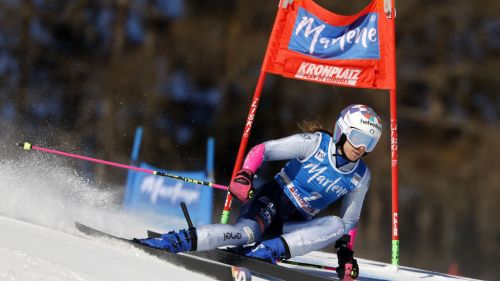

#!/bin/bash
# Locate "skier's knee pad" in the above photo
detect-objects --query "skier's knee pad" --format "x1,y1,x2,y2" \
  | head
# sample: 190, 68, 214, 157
235, 219, 262, 244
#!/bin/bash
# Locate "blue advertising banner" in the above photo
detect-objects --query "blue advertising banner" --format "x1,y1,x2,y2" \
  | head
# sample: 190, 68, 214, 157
123, 162, 213, 226
289, 9, 380, 59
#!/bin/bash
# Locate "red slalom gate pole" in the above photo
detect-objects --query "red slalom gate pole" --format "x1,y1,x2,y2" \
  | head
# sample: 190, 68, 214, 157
17, 142, 228, 191
219, 1, 289, 224
220, 71, 266, 224
385, 0, 400, 267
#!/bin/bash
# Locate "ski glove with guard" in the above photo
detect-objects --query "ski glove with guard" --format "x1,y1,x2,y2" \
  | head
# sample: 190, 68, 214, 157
335, 235, 359, 280
229, 168, 255, 203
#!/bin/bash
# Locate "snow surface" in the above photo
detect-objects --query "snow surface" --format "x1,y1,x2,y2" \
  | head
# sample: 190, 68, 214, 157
0, 149, 482, 281
0, 216, 217, 281
285, 251, 480, 281
0, 152, 218, 281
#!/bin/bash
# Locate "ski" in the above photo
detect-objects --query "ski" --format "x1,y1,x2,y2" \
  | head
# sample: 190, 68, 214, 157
147, 229, 336, 281
278, 259, 337, 271
191, 248, 335, 281
77, 222, 336, 281
75, 222, 252, 281
278, 260, 354, 281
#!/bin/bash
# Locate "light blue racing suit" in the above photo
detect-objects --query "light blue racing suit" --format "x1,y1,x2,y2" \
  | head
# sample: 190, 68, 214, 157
196, 132, 370, 257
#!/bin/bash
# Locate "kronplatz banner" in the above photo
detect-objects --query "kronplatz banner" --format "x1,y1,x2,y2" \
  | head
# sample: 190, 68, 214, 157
262, 0, 395, 89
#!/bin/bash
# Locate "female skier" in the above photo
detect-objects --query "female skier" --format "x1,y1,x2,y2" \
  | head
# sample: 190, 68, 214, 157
136, 104, 383, 280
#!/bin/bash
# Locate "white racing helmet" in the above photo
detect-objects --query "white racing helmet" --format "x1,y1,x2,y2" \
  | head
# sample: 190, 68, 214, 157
333, 104, 382, 153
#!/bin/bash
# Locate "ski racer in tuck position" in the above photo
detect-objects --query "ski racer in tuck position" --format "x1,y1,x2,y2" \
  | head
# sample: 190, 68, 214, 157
136, 104, 383, 280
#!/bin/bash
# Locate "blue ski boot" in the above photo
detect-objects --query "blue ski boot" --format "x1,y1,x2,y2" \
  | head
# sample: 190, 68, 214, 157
135, 228, 196, 253
245, 237, 290, 264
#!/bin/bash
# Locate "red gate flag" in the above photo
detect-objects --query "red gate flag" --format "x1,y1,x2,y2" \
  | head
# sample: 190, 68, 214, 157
263, 0, 395, 90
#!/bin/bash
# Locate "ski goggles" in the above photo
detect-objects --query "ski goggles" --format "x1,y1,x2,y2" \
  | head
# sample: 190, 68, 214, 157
346, 128, 378, 152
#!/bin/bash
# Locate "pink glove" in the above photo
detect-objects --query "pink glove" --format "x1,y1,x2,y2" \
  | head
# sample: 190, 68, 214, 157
229, 169, 255, 203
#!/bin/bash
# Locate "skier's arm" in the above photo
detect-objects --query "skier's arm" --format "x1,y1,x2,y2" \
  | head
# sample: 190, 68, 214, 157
339, 169, 371, 233
230, 133, 319, 203
242, 133, 320, 173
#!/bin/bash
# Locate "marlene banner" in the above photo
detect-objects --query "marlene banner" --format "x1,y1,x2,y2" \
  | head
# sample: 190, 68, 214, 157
263, 0, 395, 89
123, 162, 213, 226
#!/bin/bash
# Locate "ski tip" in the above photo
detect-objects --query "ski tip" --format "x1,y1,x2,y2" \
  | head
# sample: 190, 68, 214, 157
147, 230, 162, 238
74, 221, 86, 232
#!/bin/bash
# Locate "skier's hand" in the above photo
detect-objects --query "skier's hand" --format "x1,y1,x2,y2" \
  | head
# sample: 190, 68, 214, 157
334, 234, 351, 251
350, 260, 359, 279
336, 258, 359, 280
335, 243, 359, 280
229, 168, 255, 203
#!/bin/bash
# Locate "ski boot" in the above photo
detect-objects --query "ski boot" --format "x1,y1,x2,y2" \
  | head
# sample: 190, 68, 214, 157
134, 228, 197, 253
335, 236, 359, 280
245, 237, 290, 264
